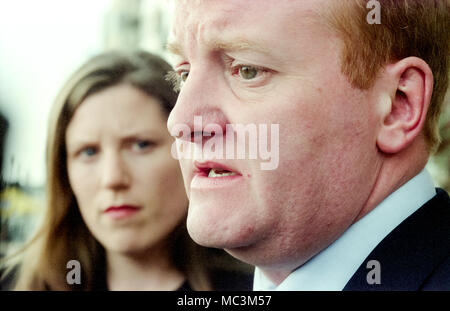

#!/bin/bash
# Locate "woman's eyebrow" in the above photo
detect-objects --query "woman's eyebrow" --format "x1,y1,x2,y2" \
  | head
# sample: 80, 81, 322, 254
66, 139, 96, 154
119, 129, 162, 139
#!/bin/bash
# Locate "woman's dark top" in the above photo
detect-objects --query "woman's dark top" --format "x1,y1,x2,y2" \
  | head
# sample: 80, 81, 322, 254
92, 264, 253, 291
1, 263, 253, 291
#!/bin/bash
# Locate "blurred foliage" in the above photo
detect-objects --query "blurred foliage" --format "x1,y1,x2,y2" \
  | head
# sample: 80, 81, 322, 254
430, 99, 450, 192
0, 186, 43, 251
0, 187, 41, 218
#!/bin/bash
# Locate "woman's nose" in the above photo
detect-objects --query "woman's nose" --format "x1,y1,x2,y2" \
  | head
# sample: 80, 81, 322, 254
101, 151, 130, 190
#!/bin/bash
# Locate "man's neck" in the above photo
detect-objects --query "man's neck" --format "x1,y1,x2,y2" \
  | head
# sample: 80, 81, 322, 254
354, 139, 429, 224
258, 140, 430, 286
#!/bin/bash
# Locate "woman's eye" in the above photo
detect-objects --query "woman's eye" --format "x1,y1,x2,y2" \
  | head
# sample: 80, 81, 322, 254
133, 140, 153, 151
238, 66, 259, 80
81, 147, 97, 157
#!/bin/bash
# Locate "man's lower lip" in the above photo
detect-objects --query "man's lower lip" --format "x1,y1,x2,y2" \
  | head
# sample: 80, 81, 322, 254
190, 173, 243, 189
105, 207, 140, 219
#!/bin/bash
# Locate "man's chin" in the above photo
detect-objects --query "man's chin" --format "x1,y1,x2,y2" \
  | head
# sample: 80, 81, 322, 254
186, 221, 252, 250
186, 200, 261, 249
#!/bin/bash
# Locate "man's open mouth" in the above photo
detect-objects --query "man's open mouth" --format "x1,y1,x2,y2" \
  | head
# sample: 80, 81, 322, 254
194, 161, 241, 178
207, 168, 238, 178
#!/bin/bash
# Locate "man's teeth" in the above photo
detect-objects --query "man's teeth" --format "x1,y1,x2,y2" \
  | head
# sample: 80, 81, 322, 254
208, 168, 237, 178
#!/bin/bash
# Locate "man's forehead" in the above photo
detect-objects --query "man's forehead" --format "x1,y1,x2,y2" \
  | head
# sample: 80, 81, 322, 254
173, 0, 325, 25
172, 0, 238, 38
170, 0, 328, 55
174, 0, 328, 11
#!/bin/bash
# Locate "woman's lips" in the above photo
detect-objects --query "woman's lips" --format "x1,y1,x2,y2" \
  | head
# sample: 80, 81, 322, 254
104, 205, 141, 219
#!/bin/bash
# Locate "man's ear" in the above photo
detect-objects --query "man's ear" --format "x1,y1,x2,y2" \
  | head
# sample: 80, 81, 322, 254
376, 57, 433, 154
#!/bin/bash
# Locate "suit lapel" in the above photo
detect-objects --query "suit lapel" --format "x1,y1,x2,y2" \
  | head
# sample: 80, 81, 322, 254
344, 189, 450, 290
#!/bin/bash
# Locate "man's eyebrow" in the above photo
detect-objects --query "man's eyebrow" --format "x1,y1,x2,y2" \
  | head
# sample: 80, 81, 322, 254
207, 38, 269, 54
166, 38, 270, 57
166, 41, 184, 57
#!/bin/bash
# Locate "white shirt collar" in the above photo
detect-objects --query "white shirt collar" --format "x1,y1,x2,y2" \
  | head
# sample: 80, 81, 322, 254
254, 169, 436, 291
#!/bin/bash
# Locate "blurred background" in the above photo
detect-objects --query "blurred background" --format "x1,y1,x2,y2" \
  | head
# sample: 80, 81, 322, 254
0, 0, 449, 258
0, 0, 176, 257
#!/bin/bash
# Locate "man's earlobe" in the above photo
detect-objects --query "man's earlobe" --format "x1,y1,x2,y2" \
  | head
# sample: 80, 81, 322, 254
376, 57, 433, 154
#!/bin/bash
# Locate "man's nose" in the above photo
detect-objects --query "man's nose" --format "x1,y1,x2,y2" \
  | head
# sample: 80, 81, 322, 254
167, 67, 228, 143
101, 151, 130, 190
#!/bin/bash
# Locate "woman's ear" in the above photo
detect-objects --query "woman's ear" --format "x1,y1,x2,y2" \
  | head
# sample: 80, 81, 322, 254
376, 57, 433, 154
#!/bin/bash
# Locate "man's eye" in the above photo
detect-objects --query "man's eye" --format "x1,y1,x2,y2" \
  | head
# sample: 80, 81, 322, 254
238, 66, 259, 80
232, 65, 267, 81
180, 70, 189, 82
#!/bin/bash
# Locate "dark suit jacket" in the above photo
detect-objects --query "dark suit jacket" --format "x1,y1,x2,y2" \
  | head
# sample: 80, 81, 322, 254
344, 188, 450, 290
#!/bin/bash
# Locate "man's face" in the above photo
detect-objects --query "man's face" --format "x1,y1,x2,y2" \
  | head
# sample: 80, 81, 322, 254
168, 0, 382, 269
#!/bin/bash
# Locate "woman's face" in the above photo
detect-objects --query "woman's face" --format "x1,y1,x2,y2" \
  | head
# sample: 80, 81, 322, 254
66, 83, 188, 254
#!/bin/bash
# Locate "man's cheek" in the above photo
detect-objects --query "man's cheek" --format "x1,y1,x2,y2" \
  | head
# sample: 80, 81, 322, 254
179, 160, 192, 194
